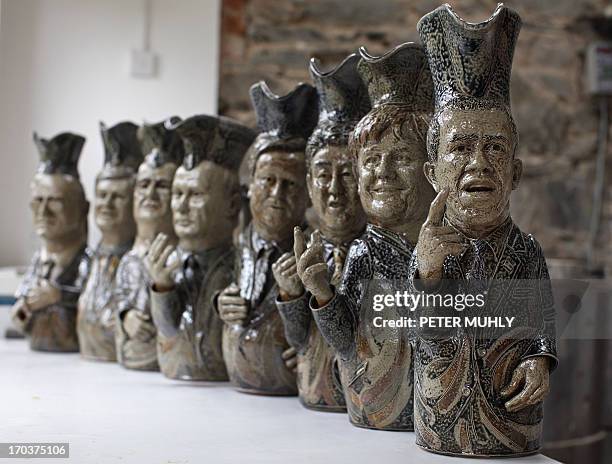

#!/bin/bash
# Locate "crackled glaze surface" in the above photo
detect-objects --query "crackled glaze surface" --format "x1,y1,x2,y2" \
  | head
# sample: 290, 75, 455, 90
78, 121, 141, 362
220, 82, 316, 395
12, 132, 89, 352
276, 54, 369, 411
304, 43, 434, 431
412, 4, 557, 456
115, 119, 182, 371
149, 115, 254, 380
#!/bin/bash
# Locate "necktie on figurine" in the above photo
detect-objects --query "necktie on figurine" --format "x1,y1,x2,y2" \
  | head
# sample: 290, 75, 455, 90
410, 3, 557, 457
12, 132, 90, 352
294, 42, 435, 430
77, 121, 142, 362
147, 114, 255, 381
274, 53, 369, 412
217, 81, 318, 395
114, 117, 184, 371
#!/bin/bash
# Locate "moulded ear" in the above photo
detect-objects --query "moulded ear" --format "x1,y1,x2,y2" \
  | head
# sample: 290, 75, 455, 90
512, 158, 523, 190
423, 161, 439, 192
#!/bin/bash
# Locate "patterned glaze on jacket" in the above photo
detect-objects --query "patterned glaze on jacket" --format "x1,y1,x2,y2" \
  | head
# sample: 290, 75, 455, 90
409, 219, 557, 456
312, 224, 414, 430
276, 236, 349, 411
16, 245, 91, 352
77, 242, 131, 361
114, 250, 159, 371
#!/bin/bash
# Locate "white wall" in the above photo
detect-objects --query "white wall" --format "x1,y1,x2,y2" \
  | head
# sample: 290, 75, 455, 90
0, 0, 220, 266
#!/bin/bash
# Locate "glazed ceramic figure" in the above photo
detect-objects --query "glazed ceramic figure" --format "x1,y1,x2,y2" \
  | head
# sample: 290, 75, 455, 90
11, 132, 90, 352
273, 54, 369, 411
217, 81, 318, 395
77, 122, 142, 362
294, 43, 435, 429
410, 4, 557, 456
147, 115, 255, 380
114, 118, 183, 371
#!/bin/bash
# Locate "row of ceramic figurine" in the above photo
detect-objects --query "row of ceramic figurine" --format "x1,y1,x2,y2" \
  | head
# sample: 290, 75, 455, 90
10, 4, 556, 458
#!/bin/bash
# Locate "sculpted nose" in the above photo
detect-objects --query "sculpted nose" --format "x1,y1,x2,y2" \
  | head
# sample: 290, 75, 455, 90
466, 145, 493, 174
177, 194, 189, 211
270, 180, 282, 198
376, 153, 394, 180
40, 198, 52, 214
145, 182, 157, 198
329, 172, 342, 195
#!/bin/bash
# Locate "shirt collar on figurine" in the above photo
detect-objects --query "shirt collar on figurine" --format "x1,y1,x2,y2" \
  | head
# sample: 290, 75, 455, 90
250, 224, 299, 256
176, 246, 225, 270
97, 241, 132, 257
443, 216, 514, 262
366, 223, 415, 253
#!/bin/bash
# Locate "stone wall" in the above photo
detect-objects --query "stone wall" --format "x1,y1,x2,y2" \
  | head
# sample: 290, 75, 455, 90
219, 0, 612, 270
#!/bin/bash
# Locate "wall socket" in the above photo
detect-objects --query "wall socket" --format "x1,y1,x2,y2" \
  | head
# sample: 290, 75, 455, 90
130, 49, 158, 78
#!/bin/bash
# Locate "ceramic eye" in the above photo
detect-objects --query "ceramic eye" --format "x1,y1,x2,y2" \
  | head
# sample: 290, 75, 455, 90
363, 153, 380, 167
317, 172, 331, 183
489, 142, 505, 154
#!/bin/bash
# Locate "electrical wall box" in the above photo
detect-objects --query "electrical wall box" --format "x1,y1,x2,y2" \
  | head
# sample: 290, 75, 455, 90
130, 49, 158, 78
586, 42, 612, 95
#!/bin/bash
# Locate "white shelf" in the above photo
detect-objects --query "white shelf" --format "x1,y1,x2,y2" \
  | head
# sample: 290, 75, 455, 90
0, 338, 560, 464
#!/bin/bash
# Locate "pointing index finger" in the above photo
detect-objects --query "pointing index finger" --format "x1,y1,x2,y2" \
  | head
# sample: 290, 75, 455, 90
294, 226, 306, 260
425, 188, 449, 227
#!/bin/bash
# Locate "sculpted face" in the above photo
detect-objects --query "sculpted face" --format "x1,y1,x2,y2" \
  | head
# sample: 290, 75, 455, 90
30, 173, 87, 241
308, 145, 365, 239
426, 107, 521, 233
357, 130, 433, 230
95, 178, 134, 234
172, 161, 238, 249
249, 150, 308, 242
133, 162, 176, 225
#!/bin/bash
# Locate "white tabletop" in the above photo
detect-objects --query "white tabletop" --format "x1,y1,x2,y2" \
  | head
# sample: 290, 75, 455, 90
0, 337, 560, 464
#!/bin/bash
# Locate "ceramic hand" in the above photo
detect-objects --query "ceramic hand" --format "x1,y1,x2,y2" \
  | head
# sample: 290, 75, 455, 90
123, 310, 156, 342
282, 346, 298, 373
294, 227, 332, 307
502, 357, 550, 412
26, 279, 62, 310
218, 283, 249, 326
416, 189, 466, 286
272, 252, 304, 301
146, 233, 180, 291
100, 308, 115, 331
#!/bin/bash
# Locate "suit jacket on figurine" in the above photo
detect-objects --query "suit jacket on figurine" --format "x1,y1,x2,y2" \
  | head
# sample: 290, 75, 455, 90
150, 246, 232, 381
312, 224, 415, 430
114, 250, 159, 371
16, 245, 91, 352
77, 242, 131, 361
276, 235, 348, 411
408, 218, 557, 456
222, 223, 297, 395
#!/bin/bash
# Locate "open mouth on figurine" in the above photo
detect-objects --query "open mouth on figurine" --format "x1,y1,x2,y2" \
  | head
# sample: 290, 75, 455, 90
461, 179, 495, 193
